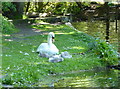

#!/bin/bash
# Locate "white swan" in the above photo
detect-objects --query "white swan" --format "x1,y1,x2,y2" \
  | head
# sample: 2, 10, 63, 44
49, 55, 64, 63
37, 32, 59, 58
61, 51, 72, 58
49, 51, 72, 63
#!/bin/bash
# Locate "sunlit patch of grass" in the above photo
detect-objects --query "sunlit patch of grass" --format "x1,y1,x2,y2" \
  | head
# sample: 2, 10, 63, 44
55, 31, 75, 35
72, 46, 85, 50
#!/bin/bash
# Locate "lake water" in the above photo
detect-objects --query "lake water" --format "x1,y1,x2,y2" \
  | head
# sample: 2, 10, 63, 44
72, 21, 119, 49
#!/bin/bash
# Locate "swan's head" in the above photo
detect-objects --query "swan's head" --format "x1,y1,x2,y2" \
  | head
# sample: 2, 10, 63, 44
48, 32, 55, 42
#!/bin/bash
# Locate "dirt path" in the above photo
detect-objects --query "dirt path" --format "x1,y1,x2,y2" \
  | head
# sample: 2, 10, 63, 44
11, 19, 48, 40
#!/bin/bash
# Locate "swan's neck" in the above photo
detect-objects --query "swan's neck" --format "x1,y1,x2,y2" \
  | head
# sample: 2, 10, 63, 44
48, 36, 52, 45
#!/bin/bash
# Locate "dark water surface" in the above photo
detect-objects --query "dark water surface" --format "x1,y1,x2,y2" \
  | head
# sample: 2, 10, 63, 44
72, 21, 119, 49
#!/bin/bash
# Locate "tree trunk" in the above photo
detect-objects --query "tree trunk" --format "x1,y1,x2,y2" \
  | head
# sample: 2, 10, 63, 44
118, 20, 120, 53
115, 5, 118, 33
105, 2, 110, 42
26, 2, 30, 13
37, 2, 43, 13
75, 2, 87, 20
75, 2, 82, 9
34, 1, 38, 11
37, 2, 49, 13
12, 2, 25, 19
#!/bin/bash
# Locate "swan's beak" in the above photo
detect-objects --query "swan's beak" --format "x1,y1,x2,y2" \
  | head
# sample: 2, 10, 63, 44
52, 37, 55, 42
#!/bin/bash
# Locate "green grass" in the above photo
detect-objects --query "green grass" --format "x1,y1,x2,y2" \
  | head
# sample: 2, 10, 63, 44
2, 23, 118, 87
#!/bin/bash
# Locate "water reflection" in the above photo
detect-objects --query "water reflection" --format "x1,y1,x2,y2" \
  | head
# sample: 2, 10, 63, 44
72, 21, 119, 48
54, 69, 118, 87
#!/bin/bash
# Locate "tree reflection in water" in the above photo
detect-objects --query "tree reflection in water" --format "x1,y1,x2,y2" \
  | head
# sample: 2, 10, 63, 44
72, 21, 118, 49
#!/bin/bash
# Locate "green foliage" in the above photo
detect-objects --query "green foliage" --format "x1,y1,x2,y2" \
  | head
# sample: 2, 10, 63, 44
24, 2, 81, 16
2, 2, 16, 12
88, 38, 118, 65
0, 15, 18, 34
67, 3, 81, 14
73, 31, 118, 65
53, 2, 69, 15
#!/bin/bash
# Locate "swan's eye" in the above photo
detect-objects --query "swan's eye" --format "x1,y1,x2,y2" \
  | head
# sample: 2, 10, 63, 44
52, 37, 54, 39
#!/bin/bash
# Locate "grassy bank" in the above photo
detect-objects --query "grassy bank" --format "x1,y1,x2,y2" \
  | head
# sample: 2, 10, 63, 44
2, 21, 118, 87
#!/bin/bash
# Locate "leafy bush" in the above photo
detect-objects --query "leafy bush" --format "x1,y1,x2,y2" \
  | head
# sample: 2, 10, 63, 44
2, 2, 16, 12
88, 38, 118, 65
0, 15, 18, 34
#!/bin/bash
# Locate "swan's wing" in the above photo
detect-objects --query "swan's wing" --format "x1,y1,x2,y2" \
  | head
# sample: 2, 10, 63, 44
61, 51, 72, 58
50, 44, 59, 54
36, 43, 48, 52
37, 43, 59, 58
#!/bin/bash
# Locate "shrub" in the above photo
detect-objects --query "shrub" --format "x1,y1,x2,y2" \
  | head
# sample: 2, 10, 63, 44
88, 38, 118, 65
2, 2, 16, 13
0, 14, 18, 34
